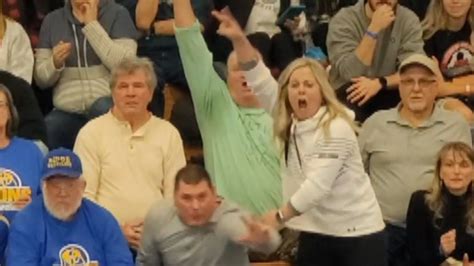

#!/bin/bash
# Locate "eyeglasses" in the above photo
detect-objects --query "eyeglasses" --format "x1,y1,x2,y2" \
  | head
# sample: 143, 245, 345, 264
400, 78, 437, 89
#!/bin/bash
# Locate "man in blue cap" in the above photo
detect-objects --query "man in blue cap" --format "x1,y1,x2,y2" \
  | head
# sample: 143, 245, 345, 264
6, 148, 134, 266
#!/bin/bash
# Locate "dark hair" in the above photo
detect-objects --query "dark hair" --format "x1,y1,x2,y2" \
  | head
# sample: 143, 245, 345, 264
174, 164, 213, 191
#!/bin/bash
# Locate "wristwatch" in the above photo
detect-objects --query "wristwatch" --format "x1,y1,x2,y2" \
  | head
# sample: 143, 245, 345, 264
147, 21, 156, 37
275, 210, 285, 224
378, 77, 388, 90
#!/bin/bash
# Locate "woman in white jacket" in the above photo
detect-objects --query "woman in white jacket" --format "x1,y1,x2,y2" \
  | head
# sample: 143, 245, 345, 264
265, 58, 386, 266
0, 4, 34, 84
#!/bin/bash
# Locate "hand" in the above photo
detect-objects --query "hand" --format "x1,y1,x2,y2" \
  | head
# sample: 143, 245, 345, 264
13, 194, 31, 210
52, 41, 72, 69
260, 210, 280, 229
368, 5, 395, 33
283, 17, 301, 32
284, 17, 305, 41
122, 219, 144, 250
440, 229, 456, 257
346, 77, 382, 106
238, 216, 271, 247
76, 0, 99, 24
462, 253, 474, 266
212, 8, 245, 42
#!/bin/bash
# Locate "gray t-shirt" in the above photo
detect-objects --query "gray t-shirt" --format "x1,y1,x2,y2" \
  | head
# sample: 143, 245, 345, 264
136, 199, 281, 266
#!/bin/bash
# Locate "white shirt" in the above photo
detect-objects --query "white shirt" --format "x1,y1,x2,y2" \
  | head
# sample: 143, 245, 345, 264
0, 19, 34, 83
244, 0, 281, 37
284, 107, 385, 236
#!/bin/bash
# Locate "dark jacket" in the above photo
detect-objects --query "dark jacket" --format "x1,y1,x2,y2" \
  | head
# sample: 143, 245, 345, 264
0, 71, 47, 144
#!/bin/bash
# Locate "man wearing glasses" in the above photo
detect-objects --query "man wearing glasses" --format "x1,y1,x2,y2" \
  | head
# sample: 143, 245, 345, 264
358, 53, 472, 266
6, 148, 133, 266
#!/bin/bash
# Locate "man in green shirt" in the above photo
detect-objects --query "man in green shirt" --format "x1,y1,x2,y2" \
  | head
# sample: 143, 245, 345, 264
173, 0, 281, 215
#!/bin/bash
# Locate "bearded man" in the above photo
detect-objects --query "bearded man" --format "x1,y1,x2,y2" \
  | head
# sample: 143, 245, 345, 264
327, 0, 424, 122
6, 148, 134, 266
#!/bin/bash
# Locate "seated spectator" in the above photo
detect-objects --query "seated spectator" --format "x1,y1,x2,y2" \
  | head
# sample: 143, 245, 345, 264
134, 0, 212, 143
254, 57, 386, 266
174, 0, 282, 216
0, 70, 47, 152
208, 0, 304, 72
0, 84, 43, 262
327, 0, 424, 122
407, 142, 474, 266
35, 0, 138, 150
74, 57, 186, 257
0, 3, 34, 84
136, 164, 281, 266
6, 148, 134, 265
359, 54, 472, 266
422, 0, 474, 123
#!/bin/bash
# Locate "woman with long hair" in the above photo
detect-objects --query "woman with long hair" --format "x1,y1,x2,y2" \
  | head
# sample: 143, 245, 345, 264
0, 84, 43, 262
264, 58, 386, 266
407, 142, 474, 265
422, 0, 474, 122
0, 1, 34, 84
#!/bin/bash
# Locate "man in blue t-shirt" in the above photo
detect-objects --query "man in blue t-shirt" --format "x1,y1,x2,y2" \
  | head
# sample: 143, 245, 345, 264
6, 148, 133, 266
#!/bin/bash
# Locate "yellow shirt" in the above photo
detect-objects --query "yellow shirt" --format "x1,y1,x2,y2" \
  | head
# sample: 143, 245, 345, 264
74, 112, 186, 224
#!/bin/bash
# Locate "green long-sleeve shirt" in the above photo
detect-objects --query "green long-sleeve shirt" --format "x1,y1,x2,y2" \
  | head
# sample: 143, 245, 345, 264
175, 21, 281, 214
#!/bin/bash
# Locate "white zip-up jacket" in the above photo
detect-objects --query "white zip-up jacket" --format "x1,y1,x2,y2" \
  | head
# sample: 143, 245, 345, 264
244, 60, 385, 237
284, 107, 384, 236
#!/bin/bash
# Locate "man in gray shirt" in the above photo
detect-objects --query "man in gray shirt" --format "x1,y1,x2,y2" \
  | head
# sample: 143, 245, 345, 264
136, 164, 281, 266
327, 0, 424, 122
359, 54, 472, 266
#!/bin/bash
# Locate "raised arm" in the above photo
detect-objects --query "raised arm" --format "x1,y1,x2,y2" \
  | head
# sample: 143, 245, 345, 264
135, 0, 159, 32
81, 5, 137, 70
173, 0, 230, 116
327, 5, 395, 81
174, 0, 197, 28
212, 9, 278, 113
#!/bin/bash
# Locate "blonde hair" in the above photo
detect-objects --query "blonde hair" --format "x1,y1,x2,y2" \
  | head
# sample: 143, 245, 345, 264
422, 0, 474, 39
425, 142, 474, 233
274, 58, 357, 156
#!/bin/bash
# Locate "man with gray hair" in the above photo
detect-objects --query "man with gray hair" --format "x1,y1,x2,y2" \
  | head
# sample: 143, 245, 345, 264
6, 148, 133, 265
359, 53, 472, 266
74, 57, 186, 256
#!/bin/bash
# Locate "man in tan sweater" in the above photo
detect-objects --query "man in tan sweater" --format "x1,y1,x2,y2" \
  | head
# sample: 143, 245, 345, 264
74, 57, 186, 257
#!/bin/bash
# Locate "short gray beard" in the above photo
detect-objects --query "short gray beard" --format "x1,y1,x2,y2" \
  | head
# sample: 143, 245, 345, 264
43, 193, 82, 221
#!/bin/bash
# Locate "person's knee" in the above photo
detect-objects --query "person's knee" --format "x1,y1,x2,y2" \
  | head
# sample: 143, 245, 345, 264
88, 96, 113, 119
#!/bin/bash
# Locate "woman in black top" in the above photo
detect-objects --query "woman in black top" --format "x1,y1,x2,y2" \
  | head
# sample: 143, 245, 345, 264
407, 142, 474, 266
421, 0, 474, 122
